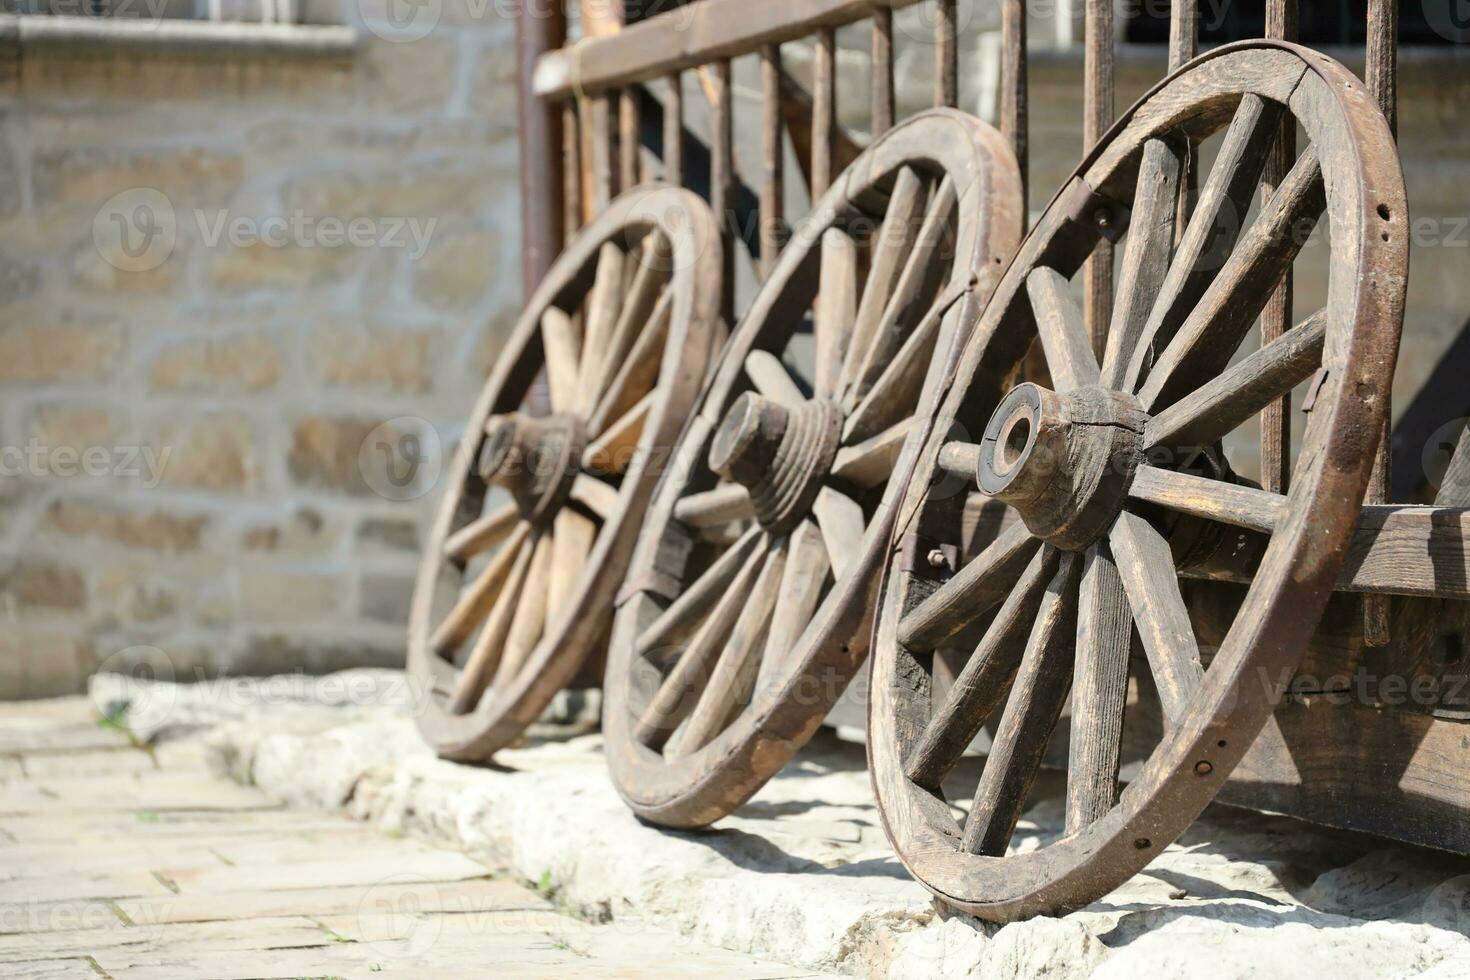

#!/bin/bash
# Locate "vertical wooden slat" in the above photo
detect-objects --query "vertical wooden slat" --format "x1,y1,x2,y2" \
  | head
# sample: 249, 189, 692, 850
1082, 0, 1114, 358
812, 27, 836, 201
871, 6, 895, 135
619, 86, 641, 189
587, 92, 617, 214
562, 100, 583, 246
710, 57, 736, 326
1000, 0, 1027, 220
664, 72, 683, 185
1169, 0, 1198, 237
1260, 0, 1297, 498
935, 0, 958, 108
1362, 0, 1399, 647
761, 44, 785, 279
514, 0, 566, 299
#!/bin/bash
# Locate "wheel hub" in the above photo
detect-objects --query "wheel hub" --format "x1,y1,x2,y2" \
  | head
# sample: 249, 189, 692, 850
976, 382, 1146, 551
478, 411, 587, 527
708, 391, 843, 535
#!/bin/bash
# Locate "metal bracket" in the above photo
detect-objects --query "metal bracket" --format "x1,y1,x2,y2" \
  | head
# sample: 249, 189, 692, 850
1302, 367, 1330, 413
898, 532, 958, 581
1064, 179, 1131, 244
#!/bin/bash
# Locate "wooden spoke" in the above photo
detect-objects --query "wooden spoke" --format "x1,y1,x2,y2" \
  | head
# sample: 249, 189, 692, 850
1128, 465, 1285, 534
491, 531, 555, 692
570, 473, 620, 520
576, 242, 627, 414
842, 284, 949, 443
812, 485, 865, 580
962, 553, 1080, 856
444, 501, 518, 563
745, 349, 806, 407
830, 416, 912, 489
1139, 146, 1324, 412
1100, 138, 1182, 389
669, 543, 786, 756
1109, 510, 1203, 727
1065, 541, 1131, 834
635, 537, 768, 751
541, 307, 581, 414
904, 545, 1059, 789
757, 519, 830, 692
898, 521, 1039, 651
673, 483, 755, 528
1145, 309, 1325, 451
814, 227, 858, 398
583, 390, 654, 478
450, 533, 537, 713
431, 522, 531, 654
634, 525, 763, 661
839, 166, 926, 396
1119, 95, 1285, 393
1025, 266, 1100, 391
547, 507, 596, 622
588, 289, 672, 437
593, 253, 668, 404
844, 175, 957, 410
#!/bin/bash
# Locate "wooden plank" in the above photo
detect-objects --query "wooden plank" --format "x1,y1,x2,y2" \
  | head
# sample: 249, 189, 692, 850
934, 0, 956, 108
812, 26, 836, 200
535, 0, 928, 99
1081, 0, 1114, 357
871, 6, 894, 134
1000, 0, 1027, 212
760, 44, 784, 279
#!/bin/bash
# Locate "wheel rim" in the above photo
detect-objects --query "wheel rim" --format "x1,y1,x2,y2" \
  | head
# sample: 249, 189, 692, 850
605, 109, 1023, 827
408, 186, 722, 761
869, 42, 1407, 920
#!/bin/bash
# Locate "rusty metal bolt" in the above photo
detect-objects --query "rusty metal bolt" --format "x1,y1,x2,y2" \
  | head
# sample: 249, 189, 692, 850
1194, 760, 1214, 776
927, 548, 946, 569
1093, 207, 1112, 228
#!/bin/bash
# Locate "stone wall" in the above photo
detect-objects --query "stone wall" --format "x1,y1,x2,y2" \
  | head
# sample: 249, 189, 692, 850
3, 3, 1469, 699
0, 6, 524, 697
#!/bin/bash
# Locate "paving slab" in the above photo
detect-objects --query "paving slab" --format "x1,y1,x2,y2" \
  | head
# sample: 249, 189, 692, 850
0, 679, 838, 979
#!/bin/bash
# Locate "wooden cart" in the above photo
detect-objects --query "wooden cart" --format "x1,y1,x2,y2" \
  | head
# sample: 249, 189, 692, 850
474, 0, 1470, 919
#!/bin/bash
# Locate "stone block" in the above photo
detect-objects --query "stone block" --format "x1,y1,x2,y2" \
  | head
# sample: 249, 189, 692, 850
150, 330, 282, 393
26, 403, 120, 452
0, 633, 94, 699
309, 323, 439, 393
355, 516, 420, 554
149, 412, 260, 492
0, 557, 87, 611
232, 635, 403, 676
238, 568, 343, 622
207, 240, 357, 293
32, 145, 242, 212
44, 499, 208, 552
241, 506, 331, 554
0, 320, 123, 383
357, 572, 415, 625
410, 228, 497, 311
94, 563, 180, 625
287, 415, 378, 496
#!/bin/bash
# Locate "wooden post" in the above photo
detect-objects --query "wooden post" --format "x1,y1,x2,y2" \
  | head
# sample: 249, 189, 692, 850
812, 27, 836, 200
664, 73, 683, 185
1082, 0, 1114, 357
710, 57, 736, 325
515, 0, 566, 299
1362, 0, 1399, 647
871, 6, 894, 135
1000, 0, 1027, 220
935, 0, 957, 108
1260, 0, 1296, 497
761, 45, 785, 279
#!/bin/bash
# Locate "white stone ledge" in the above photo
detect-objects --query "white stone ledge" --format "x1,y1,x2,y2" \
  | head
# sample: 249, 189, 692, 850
0, 13, 358, 59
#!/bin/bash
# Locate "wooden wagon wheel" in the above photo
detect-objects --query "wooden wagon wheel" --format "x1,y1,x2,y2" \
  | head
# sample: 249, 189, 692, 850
868, 42, 1408, 920
603, 109, 1023, 827
408, 187, 721, 761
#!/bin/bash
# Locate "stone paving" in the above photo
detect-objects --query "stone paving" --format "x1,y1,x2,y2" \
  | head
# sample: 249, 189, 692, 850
15, 669, 1470, 978
0, 690, 833, 978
